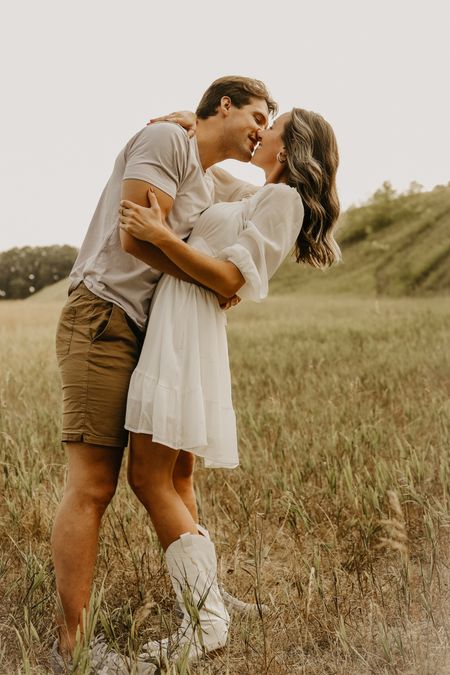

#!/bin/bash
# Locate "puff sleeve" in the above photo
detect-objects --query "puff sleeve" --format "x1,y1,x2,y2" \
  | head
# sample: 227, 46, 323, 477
218, 184, 304, 301
208, 165, 260, 203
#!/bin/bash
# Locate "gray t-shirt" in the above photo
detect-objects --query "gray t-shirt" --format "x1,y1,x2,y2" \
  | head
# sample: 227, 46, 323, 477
69, 123, 214, 330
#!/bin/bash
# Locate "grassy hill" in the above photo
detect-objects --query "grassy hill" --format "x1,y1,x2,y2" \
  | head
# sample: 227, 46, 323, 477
26, 277, 70, 302
272, 182, 450, 297
27, 183, 450, 304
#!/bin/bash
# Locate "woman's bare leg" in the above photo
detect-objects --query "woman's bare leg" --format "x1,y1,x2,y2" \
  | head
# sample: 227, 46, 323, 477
172, 450, 198, 524
127, 433, 197, 551
130, 440, 230, 661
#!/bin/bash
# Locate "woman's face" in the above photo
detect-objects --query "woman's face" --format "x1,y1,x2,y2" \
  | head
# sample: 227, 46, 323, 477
251, 112, 290, 169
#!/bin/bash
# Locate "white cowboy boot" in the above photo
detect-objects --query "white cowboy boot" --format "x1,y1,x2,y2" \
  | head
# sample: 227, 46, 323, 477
196, 524, 269, 616
140, 533, 229, 664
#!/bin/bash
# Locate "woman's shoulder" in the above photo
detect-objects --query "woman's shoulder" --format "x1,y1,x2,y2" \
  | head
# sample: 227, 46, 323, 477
265, 182, 301, 197
251, 183, 303, 216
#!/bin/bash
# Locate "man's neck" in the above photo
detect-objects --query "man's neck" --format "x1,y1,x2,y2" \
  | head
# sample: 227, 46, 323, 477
195, 119, 227, 171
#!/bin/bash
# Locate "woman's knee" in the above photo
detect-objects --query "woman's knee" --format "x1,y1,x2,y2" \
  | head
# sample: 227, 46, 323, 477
127, 463, 168, 500
172, 473, 194, 499
127, 468, 147, 498
173, 451, 195, 483
128, 470, 173, 512
128, 434, 179, 501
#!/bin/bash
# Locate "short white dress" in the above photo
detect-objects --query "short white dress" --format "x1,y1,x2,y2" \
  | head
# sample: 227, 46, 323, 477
125, 183, 304, 468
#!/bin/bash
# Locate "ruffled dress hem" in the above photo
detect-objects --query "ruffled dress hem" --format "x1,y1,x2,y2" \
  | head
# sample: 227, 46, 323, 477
124, 424, 239, 469
126, 368, 239, 469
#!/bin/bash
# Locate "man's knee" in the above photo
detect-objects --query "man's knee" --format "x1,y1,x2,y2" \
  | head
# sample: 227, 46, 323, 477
65, 480, 117, 513
63, 441, 123, 512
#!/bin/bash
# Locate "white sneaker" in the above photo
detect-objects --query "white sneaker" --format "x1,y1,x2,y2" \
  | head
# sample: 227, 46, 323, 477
50, 640, 72, 674
51, 634, 156, 675
90, 635, 157, 674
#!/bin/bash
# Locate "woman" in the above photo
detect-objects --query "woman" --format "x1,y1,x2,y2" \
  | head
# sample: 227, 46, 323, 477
119, 109, 340, 665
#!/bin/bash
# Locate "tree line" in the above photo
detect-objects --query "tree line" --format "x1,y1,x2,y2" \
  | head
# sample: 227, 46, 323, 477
1, 180, 448, 301
0, 245, 78, 299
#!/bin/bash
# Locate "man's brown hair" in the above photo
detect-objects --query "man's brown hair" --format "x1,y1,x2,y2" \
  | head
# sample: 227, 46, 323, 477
196, 76, 278, 120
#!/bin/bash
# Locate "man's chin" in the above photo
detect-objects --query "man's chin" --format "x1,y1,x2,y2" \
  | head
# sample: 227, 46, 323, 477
235, 148, 253, 164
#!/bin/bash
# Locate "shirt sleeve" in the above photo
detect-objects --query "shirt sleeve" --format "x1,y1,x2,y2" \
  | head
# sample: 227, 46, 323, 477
218, 184, 304, 301
123, 123, 189, 199
208, 165, 260, 203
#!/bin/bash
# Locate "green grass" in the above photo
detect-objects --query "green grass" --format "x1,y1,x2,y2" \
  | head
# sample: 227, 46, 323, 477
25, 277, 70, 303
1, 291, 450, 674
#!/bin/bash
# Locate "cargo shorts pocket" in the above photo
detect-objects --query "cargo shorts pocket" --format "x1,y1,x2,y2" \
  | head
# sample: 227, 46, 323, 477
56, 306, 76, 357
89, 302, 116, 343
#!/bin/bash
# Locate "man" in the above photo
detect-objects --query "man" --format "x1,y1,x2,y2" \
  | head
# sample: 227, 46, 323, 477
51, 75, 277, 673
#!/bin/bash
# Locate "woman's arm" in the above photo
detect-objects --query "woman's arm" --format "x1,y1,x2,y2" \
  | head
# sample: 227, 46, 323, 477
121, 179, 195, 281
119, 191, 245, 298
148, 111, 197, 138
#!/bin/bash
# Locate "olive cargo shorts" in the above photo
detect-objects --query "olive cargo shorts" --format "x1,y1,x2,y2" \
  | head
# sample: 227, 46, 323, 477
55, 283, 144, 447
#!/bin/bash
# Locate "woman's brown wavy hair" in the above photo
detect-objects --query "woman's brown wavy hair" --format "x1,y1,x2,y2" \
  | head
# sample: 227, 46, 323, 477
283, 108, 341, 267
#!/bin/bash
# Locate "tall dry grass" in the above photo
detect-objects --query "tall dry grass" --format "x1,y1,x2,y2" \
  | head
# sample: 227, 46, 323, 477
0, 294, 449, 674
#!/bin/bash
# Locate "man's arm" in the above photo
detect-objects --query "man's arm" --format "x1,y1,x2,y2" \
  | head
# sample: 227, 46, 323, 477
120, 179, 194, 281
120, 180, 237, 305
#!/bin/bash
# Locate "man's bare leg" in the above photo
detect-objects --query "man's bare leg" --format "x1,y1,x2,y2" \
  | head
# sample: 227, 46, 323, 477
51, 442, 124, 654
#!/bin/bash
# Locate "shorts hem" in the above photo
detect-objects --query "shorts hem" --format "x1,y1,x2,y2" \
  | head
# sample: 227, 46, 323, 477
61, 432, 128, 448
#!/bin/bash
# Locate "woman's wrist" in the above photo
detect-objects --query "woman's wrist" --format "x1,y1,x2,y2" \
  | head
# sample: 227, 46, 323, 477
152, 223, 176, 249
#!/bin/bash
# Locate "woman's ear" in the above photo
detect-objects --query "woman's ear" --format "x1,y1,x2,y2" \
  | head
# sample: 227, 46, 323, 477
277, 148, 287, 164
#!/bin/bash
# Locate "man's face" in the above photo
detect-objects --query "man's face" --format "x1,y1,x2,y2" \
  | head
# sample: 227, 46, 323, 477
222, 97, 269, 162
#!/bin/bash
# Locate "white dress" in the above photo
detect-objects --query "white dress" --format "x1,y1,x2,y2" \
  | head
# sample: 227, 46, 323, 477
125, 183, 304, 468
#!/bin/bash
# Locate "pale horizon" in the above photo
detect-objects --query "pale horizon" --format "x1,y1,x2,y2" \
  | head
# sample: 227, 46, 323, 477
1, 0, 449, 251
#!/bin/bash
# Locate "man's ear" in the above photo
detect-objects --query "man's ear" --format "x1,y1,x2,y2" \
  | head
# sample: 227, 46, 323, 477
219, 96, 232, 116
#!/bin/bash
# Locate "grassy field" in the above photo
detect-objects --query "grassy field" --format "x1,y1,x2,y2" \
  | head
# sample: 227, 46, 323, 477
0, 292, 449, 674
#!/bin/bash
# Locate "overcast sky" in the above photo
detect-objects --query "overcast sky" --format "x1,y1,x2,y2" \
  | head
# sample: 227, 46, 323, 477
1, 0, 448, 251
